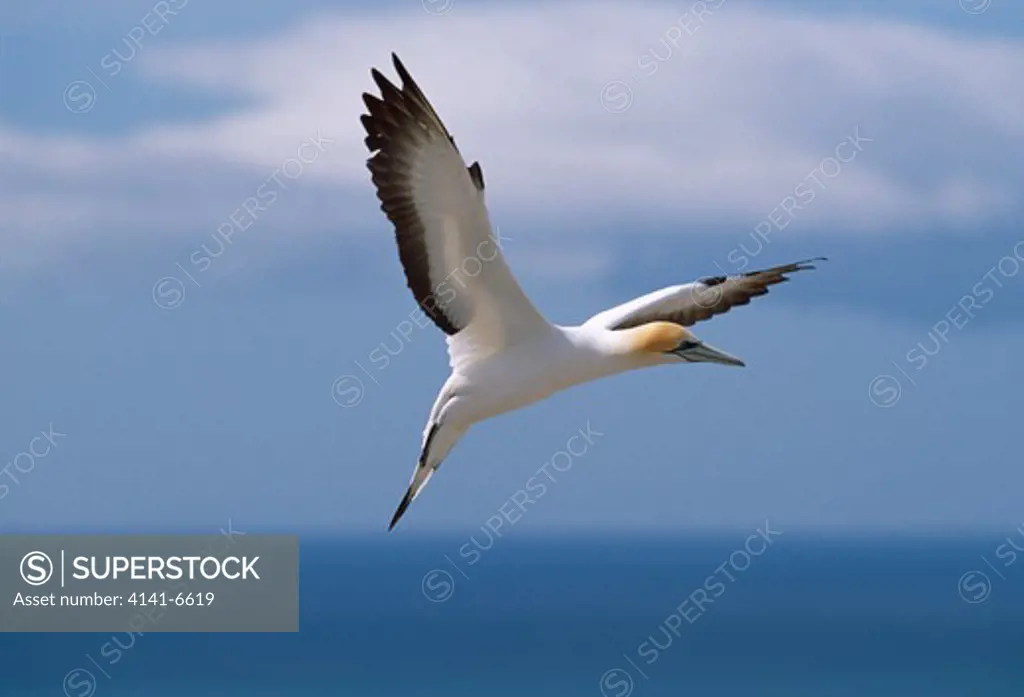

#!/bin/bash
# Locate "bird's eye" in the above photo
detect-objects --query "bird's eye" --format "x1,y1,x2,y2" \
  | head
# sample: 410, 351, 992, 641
676, 340, 699, 351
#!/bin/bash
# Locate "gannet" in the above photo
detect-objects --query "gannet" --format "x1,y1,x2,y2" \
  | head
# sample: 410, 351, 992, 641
361, 54, 823, 530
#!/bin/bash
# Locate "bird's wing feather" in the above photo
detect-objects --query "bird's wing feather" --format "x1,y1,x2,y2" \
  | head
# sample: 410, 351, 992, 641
586, 259, 825, 330
362, 54, 550, 371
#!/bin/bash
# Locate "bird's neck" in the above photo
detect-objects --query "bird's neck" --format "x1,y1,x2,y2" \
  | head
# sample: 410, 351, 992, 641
562, 325, 664, 372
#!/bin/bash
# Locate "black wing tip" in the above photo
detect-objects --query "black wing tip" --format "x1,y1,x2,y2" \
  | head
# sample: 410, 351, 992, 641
370, 55, 403, 79
794, 255, 828, 269
387, 51, 415, 91
366, 55, 406, 102
702, 256, 827, 285
754, 256, 829, 276
391, 52, 412, 85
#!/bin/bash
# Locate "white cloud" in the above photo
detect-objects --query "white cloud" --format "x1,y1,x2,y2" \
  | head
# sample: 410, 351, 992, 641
3, 2, 1024, 268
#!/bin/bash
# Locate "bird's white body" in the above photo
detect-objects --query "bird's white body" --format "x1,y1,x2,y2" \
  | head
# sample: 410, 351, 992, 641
361, 54, 822, 529
432, 325, 647, 429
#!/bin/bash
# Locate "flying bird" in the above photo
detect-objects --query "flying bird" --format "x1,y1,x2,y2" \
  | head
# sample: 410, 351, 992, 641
361, 54, 824, 531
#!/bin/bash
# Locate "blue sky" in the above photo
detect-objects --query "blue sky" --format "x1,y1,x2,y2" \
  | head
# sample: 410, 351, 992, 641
1, 0, 1022, 534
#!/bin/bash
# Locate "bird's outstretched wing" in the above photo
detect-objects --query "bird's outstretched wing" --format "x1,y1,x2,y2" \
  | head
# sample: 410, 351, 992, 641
586, 258, 825, 330
361, 53, 550, 371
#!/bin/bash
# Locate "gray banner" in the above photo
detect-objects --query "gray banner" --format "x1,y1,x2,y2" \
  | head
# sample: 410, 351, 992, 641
1, 535, 298, 632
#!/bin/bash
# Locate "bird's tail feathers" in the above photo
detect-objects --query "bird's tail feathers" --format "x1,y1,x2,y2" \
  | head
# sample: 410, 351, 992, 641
388, 422, 443, 532
388, 463, 435, 531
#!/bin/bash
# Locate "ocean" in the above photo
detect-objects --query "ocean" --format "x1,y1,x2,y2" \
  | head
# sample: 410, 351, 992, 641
5, 535, 1023, 696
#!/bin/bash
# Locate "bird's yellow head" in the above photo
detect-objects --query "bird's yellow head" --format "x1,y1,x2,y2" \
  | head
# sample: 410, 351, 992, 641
626, 321, 691, 353
622, 321, 745, 367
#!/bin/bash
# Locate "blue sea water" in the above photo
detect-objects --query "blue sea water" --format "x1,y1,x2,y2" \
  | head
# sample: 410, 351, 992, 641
5, 535, 1023, 696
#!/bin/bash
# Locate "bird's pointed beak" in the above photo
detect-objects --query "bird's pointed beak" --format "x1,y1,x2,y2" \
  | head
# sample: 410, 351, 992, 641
676, 341, 746, 367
